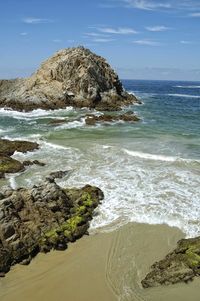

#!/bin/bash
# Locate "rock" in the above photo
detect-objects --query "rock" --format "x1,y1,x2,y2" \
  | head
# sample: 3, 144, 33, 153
0, 139, 39, 175
49, 170, 71, 180
85, 111, 140, 125
142, 236, 200, 288
0, 172, 5, 179
49, 119, 66, 125
0, 139, 39, 156
23, 160, 45, 167
0, 155, 25, 173
0, 178, 104, 275
0, 46, 139, 111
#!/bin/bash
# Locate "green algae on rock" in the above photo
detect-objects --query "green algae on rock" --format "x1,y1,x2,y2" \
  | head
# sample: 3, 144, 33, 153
0, 179, 103, 276
142, 236, 200, 288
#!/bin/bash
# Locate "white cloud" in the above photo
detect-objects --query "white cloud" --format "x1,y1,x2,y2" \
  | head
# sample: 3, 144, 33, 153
122, 0, 171, 10
93, 38, 115, 42
84, 32, 111, 37
22, 17, 53, 24
98, 27, 138, 34
189, 12, 200, 17
20, 32, 28, 36
146, 25, 171, 31
103, 0, 200, 12
180, 40, 192, 44
53, 39, 62, 43
132, 39, 162, 46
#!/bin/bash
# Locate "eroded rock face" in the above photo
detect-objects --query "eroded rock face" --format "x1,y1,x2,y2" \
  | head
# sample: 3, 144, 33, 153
0, 178, 104, 276
142, 236, 200, 288
0, 46, 139, 111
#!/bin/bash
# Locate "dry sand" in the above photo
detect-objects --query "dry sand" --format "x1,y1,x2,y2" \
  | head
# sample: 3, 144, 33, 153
0, 222, 200, 301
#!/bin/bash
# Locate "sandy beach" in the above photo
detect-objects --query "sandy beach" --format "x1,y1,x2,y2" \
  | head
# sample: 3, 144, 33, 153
1, 222, 200, 301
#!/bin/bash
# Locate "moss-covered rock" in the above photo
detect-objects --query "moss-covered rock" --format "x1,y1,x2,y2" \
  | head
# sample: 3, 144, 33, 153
40, 185, 104, 251
0, 179, 104, 275
142, 236, 200, 288
0, 155, 25, 173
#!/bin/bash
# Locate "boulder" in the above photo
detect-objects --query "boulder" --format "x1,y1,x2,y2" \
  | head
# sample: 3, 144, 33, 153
142, 236, 200, 288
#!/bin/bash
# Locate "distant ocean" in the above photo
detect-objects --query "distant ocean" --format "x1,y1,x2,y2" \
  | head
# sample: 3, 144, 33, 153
0, 80, 200, 237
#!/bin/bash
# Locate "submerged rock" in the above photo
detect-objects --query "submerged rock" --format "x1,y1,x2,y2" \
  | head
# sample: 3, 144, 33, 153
0, 46, 139, 111
142, 236, 200, 288
23, 160, 45, 167
0, 178, 103, 275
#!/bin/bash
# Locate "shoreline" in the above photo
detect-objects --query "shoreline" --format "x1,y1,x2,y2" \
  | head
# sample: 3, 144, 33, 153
1, 222, 200, 301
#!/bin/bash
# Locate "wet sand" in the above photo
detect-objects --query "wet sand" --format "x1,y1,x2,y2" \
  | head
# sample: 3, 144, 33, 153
0, 223, 200, 301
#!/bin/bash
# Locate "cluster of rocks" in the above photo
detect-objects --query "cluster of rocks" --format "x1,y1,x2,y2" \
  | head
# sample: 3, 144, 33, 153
0, 46, 140, 112
0, 176, 104, 276
142, 236, 200, 288
85, 111, 140, 126
0, 139, 40, 178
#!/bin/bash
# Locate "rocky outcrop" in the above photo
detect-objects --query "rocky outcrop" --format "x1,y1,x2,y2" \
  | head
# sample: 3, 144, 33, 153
0, 139, 39, 156
0, 46, 139, 111
0, 177, 104, 276
85, 111, 140, 126
142, 236, 200, 288
0, 139, 39, 177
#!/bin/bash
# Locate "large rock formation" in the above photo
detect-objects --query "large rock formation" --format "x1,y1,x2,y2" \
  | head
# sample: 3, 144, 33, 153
142, 236, 200, 288
0, 46, 139, 111
0, 177, 104, 276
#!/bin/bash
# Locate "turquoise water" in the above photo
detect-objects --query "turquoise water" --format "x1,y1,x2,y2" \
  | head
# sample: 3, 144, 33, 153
0, 80, 199, 237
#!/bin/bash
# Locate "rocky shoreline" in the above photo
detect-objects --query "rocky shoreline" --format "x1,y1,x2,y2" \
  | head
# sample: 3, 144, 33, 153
0, 136, 104, 277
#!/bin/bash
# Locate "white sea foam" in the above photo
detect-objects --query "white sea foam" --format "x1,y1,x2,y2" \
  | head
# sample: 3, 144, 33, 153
54, 118, 86, 130
0, 107, 74, 120
168, 93, 200, 99
124, 149, 177, 162
175, 85, 200, 89
49, 143, 200, 238
41, 141, 71, 150
123, 149, 200, 165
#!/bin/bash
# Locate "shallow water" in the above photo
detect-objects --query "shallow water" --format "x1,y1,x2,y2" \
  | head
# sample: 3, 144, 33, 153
0, 80, 200, 237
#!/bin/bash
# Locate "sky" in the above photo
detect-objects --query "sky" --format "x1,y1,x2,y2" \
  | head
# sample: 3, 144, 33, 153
0, 0, 200, 81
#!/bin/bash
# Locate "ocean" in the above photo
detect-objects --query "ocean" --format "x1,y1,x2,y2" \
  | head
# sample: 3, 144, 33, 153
0, 80, 199, 238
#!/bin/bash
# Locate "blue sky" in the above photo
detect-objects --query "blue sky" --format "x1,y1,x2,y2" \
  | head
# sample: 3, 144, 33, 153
0, 0, 200, 81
